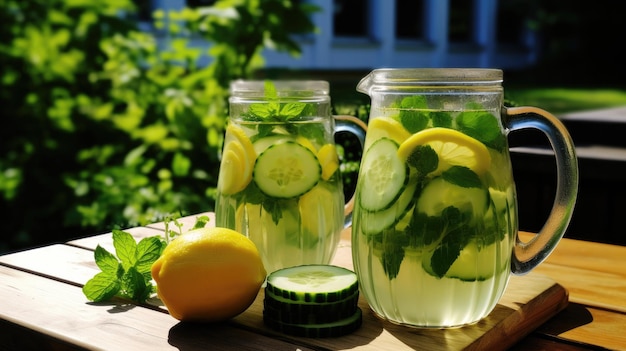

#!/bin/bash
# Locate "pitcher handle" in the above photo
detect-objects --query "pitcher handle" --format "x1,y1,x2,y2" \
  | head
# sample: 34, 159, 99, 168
333, 115, 367, 228
503, 106, 579, 275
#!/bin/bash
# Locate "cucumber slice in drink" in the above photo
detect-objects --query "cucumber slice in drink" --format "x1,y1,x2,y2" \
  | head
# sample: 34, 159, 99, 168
252, 135, 293, 155
360, 179, 418, 236
265, 265, 358, 303
444, 240, 501, 281
358, 138, 408, 211
253, 141, 321, 199
263, 307, 362, 338
416, 177, 489, 217
264, 290, 359, 324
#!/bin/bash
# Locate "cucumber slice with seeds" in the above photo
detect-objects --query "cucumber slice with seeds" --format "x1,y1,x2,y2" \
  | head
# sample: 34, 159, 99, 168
263, 307, 362, 338
253, 141, 321, 199
358, 138, 408, 211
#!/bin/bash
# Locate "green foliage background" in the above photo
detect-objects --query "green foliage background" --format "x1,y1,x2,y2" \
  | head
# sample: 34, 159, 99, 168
0, 0, 319, 253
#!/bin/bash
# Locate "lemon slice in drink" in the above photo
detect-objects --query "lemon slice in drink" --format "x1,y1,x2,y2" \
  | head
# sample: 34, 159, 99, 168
296, 136, 318, 154
397, 127, 491, 176
364, 117, 411, 150
317, 144, 339, 180
218, 125, 256, 194
227, 124, 256, 168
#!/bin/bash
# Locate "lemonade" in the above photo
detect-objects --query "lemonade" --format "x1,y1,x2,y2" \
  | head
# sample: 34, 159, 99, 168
351, 102, 518, 327
215, 81, 349, 275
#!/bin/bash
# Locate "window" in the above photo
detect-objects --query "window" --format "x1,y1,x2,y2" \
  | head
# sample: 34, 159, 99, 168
395, 0, 425, 39
448, 0, 474, 43
333, 0, 369, 37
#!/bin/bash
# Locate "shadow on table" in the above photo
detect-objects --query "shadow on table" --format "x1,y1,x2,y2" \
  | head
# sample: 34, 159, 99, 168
168, 311, 383, 351
384, 304, 525, 350
536, 302, 594, 335
168, 322, 310, 351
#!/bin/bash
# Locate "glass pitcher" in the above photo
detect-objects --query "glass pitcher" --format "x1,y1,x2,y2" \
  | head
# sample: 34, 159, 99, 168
215, 80, 366, 275
351, 68, 578, 328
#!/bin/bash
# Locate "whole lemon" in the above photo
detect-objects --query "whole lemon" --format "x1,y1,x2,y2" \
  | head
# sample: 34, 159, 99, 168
151, 227, 266, 322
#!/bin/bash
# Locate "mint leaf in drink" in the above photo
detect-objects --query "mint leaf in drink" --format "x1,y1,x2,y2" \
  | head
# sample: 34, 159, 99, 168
378, 228, 409, 280
427, 206, 473, 278
455, 109, 501, 148
280, 102, 307, 119
442, 166, 482, 188
262, 197, 284, 224
245, 81, 309, 122
407, 211, 443, 247
429, 226, 466, 278
407, 145, 438, 176
381, 236, 405, 280
249, 103, 274, 119
264, 80, 277, 98
400, 95, 428, 109
431, 111, 453, 128
396, 95, 429, 133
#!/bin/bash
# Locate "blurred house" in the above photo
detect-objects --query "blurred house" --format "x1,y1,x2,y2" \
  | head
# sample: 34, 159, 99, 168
143, 0, 538, 70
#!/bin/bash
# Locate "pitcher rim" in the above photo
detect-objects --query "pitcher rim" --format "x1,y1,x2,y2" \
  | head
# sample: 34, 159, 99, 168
357, 68, 504, 91
230, 79, 330, 99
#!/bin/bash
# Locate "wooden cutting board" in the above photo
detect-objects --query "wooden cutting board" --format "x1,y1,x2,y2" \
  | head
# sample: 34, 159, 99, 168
232, 244, 570, 351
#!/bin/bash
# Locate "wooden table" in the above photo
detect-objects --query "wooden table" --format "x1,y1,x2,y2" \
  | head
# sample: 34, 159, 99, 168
1, 212, 624, 350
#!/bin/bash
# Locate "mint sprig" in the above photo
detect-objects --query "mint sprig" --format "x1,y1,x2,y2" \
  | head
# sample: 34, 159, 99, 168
245, 81, 308, 121
83, 230, 163, 303
83, 216, 210, 303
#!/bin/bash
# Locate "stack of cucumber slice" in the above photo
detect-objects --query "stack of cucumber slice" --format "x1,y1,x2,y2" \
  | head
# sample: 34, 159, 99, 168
263, 265, 362, 338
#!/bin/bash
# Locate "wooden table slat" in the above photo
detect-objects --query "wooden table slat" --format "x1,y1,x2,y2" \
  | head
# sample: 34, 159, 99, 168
0, 265, 315, 351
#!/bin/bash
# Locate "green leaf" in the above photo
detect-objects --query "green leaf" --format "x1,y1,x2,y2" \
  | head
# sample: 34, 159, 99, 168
262, 198, 284, 224
397, 95, 430, 133
192, 215, 211, 229
94, 245, 120, 276
380, 230, 407, 280
135, 236, 163, 275
428, 207, 472, 278
112, 230, 137, 270
408, 211, 443, 247
399, 110, 429, 133
280, 102, 306, 119
172, 152, 191, 177
455, 110, 501, 147
407, 145, 438, 175
249, 104, 272, 119
83, 272, 121, 302
431, 111, 453, 127
442, 166, 482, 188
400, 95, 428, 109
264, 80, 278, 98
121, 266, 152, 303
